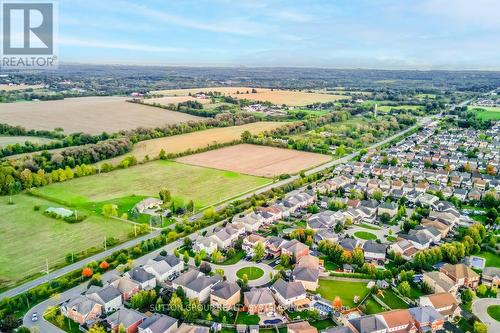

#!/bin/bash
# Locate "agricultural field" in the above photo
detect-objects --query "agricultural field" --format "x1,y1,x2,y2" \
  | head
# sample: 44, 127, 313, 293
101, 122, 284, 165
0, 84, 45, 91
176, 144, 332, 177
469, 106, 500, 120
153, 86, 347, 106
0, 194, 134, 287
33, 160, 271, 212
0, 136, 58, 148
317, 279, 370, 308
377, 105, 422, 112
0, 96, 203, 134
145, 95, 212, 106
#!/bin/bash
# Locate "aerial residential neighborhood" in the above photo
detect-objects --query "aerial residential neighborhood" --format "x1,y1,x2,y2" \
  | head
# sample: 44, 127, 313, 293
0, 1, 499, 333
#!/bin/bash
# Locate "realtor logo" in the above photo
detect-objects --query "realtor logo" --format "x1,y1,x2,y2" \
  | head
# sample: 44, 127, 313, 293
1, 1, 58, 69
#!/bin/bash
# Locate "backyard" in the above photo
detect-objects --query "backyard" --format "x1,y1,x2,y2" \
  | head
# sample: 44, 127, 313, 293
317, 279, 370, 308
476, 250, 500, 268
378, 289, 409, 309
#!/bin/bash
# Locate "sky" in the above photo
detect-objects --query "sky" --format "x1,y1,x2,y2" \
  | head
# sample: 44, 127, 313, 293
55, 0, 500, 70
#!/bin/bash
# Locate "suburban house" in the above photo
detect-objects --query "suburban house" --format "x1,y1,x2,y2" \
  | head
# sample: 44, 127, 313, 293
138, 314, 178, 333
177, 324, 210, 333
287, 321, 319, 333
193, 238, 218, 255
144, 254, 183, 283
87, 285, 122, 313
266, 236, 288, 257
61, 295, 102, 325
439, 263, 480, 289
172, 270, 221, 303
363, 240, 387, 265
106, 308, 146, 333
271, 278, 309, 310
244, 288, 276, 314
408, 306, 445, 332
126, 267, 156, 290
401, 229, 433, 250
292, 255, 320, 291
422, 271, 458, 294
481, 267, 500, 287
242, 234, 267, 255
419, 293, 460, 320
210, 281, 241, 311
232, 212, 263, 232
109, 275, 141, 301
134, 198, 163, 214
280, 239, 310, 261
389, 239, 418, 261
377, 202, 398, 218
210, 224, 244, 250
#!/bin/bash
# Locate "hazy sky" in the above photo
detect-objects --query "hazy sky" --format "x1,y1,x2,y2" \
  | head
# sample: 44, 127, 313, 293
57, 0, 500, 70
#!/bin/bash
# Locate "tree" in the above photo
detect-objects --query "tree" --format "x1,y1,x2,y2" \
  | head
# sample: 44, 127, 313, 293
372, 190, 383, 201
187, 200, 194, 212
211, 250, 224, 263
159, 188, 171, 202
473, 321, 488, 333
476, 284, 488, 297
183, 251, 189, 264
102, 203, 118, 217
397, 281, 411, 298
461, 288, 475, 304
280, 253, 291, 268
253, 241, 265, 262
352, 248, 364, 266
200, 261, 212, 274
194, 253, 202, 267
16, 327, 31, 333
203, 207, 216, 219
118, 323, 125, 333
379, 212, 391, 224
82, 267, 93, 278
88, 325, 107, 333
99, 261, 109, 270
168, 293, 183, 317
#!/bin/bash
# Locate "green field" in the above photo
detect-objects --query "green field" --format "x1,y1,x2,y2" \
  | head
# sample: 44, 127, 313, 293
317, 279, 370, 308
33, 160, 271, 214
362, 297, 386, 314
354, 231, 377, 240
487, 305, 500, 322
0, 135, 58, 148
469, 106, 500, 120
236, 267, 264, 280
377, 105, 422, 112
0, 194, 134, 287
378, 289, 408, 309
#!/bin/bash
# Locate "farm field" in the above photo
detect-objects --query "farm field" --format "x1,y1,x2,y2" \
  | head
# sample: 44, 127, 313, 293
0, 136, 58, 147
153, 86, 346, 106
317, 279, 370, 308
0, 84, 45, 91
176, 143, 332, 177
469, 106, 500, 120
0, 96, 203, 134
100, 122, 284, 165
0, 194, 134, 287
144, 95, 212, 106
33, 160, 271, 212
377, 105, 422, 112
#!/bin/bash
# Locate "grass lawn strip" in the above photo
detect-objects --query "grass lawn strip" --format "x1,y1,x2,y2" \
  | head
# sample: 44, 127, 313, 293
354, 231, 377, 240
236, 267, 264, 280
487, 305, 500, 322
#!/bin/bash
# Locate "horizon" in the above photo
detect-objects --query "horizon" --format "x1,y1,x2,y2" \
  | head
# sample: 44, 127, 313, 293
52, 0, 500, 71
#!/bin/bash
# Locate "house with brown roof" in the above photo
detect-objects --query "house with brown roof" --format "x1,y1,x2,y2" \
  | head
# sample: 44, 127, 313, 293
61, 295, 102, 325
422, 271, 458, 294
287, 321, 318, 333
379, 309, 417, 333
242, 234, 267, 255
419, 292, 460, 320
281, 239, 310, 261
439, 263, 479, 289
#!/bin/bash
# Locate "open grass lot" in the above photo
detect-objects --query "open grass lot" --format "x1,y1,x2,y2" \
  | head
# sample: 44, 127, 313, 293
0, 194, 134, 287
144, 95, 212, 106
317, 279, 370, 308
379, 289, 408, 309
469, 106, 500, 120
0, 96, 203, 134
177, 143, 332, 177
236, 267, 264, 280
476, 250, 500, 268
377, 105, 422, 112
487, 305, 500, 322
33, 160, 271, 212
0, 136, 58, 147
354, 231, 377, 240
101, 122, 284, 165
153, 86, 346, 106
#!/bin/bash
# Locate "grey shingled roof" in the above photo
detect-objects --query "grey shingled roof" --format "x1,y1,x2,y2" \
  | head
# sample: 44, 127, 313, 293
106, 308, 145, 328
349, 315, 387, 333
138, 314, 177, 333
211, 281, 240, 300
272, 279, 306, 300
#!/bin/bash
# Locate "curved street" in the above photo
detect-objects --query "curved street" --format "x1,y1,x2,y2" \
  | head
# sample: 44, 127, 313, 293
472, 297, 500, 333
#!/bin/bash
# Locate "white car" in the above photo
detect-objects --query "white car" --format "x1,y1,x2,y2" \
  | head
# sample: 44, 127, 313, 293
31, 313, 38, 322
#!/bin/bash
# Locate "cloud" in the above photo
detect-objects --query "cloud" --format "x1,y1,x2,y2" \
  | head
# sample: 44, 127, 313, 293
59, 37, 185, 53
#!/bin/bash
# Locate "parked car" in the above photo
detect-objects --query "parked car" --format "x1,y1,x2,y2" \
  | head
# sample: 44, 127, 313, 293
31, 313, 38, 322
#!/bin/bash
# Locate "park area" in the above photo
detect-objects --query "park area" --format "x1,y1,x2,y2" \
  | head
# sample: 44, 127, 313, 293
32, 160, 271, 212
0, 194, 134, 288
0, 96, 203, 134
317, 279, 370, 308
101, 122, 283, 165
176, 144, 332, 177
469, 106, 500, 120
153, 86, 347, 106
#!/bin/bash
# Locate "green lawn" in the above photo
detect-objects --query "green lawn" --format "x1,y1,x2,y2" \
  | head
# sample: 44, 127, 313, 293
219, 250, 246, 265
354, 231, 377, 240
317, 279, 370, 308
311, 319, 336, 330
469, 107, 500, 120
33, 160, 271, 213
362, 297, 386, 314
359, 223, 381, 230
0, 194, 134, 288
487, 305, 500, 322
235, 311, 260, 325
377, 105, 422, 112
236, 267, 264, 280
379, 289, 408, 309
476, 250, 500, 268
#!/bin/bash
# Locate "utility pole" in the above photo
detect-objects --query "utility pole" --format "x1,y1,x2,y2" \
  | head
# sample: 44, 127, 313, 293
134, 224, 137, 237
104, 236, 107, 251
46, 259, 49, 274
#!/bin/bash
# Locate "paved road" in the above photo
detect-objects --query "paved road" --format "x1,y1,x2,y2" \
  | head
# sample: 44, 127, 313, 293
1, 115, 433, 302
345, 224, 400, 243
472, 297, 500, 333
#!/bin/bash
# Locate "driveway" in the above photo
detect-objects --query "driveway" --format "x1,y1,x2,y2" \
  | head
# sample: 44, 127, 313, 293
472, 297, 500, 333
